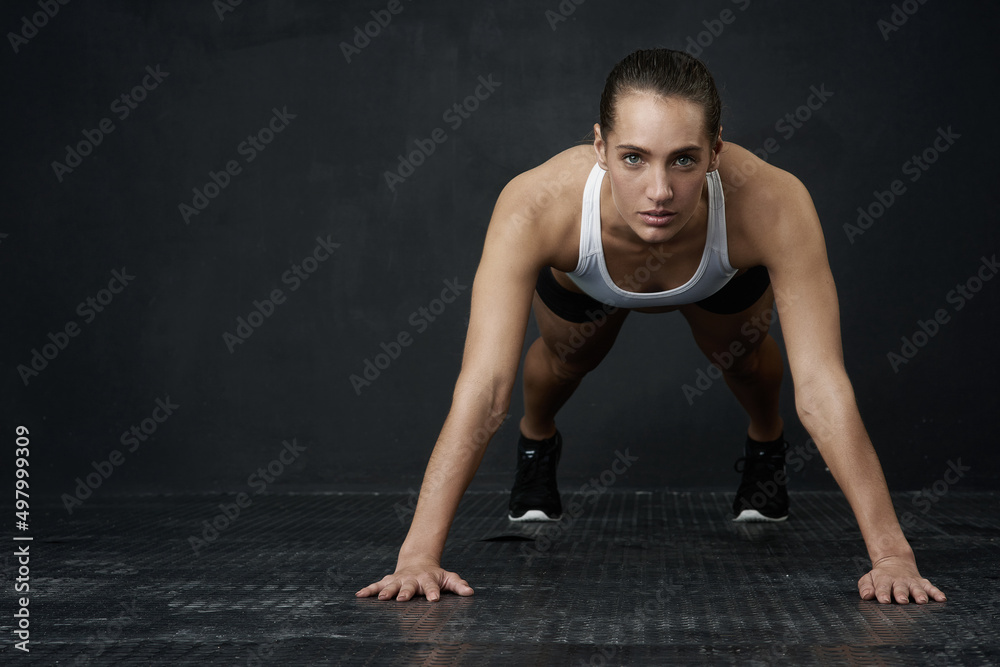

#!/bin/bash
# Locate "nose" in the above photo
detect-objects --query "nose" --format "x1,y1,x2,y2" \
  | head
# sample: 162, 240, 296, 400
646, 166, 672, 203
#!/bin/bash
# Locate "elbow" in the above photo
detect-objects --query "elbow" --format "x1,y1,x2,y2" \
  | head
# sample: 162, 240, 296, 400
794, 389, 835, 443
793, 375, 856, 436
453, 374, 513, 425
794, 398, 823, 436
485, 396, 512, 428
794, 384, 824, 424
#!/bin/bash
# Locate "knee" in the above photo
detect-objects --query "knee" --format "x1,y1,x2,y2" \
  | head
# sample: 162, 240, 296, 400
723, 340, 781, 381
542, 342, 597, 383
724, 348, 761, 380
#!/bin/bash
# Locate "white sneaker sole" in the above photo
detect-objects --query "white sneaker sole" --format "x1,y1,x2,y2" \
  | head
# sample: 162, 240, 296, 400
733, 509, 787, 522
508, 510, 561, 522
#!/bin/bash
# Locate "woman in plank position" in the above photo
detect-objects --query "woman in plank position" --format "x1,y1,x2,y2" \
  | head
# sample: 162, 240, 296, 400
357, 48, 945, 605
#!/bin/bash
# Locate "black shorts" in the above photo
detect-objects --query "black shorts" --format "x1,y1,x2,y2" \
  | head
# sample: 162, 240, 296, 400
535, 265, 771, 323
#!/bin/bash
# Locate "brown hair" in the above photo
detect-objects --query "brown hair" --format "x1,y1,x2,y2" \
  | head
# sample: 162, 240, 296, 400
599, 48, 722, 144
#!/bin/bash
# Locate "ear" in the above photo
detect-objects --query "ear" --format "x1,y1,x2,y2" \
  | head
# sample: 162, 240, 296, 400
593, 123, 609, 170
707, 127, 724, 172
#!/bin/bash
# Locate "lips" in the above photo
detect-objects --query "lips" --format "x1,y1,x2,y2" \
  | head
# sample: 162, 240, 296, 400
639, 210, 676, 226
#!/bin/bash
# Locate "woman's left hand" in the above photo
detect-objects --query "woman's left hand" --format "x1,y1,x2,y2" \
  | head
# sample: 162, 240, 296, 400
858, 554, 947, 604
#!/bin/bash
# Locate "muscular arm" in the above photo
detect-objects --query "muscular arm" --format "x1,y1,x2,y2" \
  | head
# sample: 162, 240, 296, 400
757, 172, 945, 604
356, 173, 551, 601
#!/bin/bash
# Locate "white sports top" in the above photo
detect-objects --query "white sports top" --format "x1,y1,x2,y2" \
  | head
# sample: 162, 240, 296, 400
565, 163, 738, 308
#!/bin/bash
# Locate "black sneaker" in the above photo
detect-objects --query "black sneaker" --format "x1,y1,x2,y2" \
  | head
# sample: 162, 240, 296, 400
508, 430, 563, 522
732, 434, 789, 522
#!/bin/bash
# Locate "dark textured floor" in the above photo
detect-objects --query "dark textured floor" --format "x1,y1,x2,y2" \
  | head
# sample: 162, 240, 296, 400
1, 490, 998, 666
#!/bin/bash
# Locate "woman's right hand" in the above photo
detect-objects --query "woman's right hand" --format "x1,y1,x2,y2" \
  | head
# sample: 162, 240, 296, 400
355, 560, 474, 602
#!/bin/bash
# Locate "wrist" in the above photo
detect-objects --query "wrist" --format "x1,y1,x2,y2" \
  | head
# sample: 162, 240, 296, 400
866, 533, 915, 565
397, 537, 443, 568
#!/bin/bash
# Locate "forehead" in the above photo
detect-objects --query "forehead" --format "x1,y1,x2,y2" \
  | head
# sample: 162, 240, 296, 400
608, 93, 707, 150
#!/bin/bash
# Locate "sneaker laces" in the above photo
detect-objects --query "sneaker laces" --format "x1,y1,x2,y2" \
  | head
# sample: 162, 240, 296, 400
515, 447, 558, 500
733, 441, 789, 474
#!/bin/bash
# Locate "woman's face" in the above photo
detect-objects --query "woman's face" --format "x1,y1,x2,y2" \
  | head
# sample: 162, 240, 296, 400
594, 93, 722, 245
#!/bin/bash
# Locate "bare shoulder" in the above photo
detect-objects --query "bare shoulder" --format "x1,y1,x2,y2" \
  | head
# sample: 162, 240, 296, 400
498, 144, 595, 216
490, 144, 595, 268
717, 142, 821, 268
717, 142, 812, 216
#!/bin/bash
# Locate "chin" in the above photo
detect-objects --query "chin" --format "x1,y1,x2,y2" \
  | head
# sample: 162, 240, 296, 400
633, 226, 675, 245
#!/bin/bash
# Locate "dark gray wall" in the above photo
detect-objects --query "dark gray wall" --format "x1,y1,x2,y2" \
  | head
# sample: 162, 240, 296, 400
4, 0, 998, 505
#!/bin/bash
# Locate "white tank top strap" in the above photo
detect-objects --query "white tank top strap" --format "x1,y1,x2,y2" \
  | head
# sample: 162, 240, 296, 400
706, 169, 736, 274
571, 160, 606, 271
